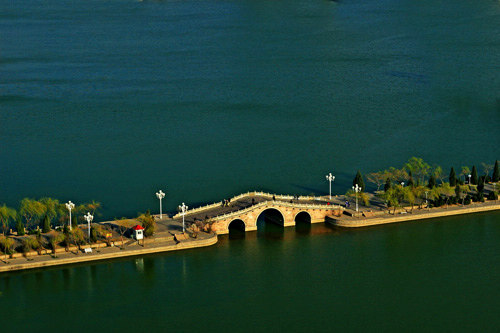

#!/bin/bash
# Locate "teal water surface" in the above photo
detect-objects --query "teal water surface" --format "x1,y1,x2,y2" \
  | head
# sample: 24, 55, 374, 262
1, 0, 499, 217
1, 213, 499, 331
1, 0, 499, 331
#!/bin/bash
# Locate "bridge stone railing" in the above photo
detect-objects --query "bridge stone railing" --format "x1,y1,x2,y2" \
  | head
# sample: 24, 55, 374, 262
172, 191, 327, 218
205, 200, 343, 223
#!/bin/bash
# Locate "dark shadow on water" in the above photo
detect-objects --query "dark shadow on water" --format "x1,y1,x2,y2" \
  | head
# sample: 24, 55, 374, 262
295, 211, 312, 235
228, 219, 246, 240
256, 208, 285, 240
295, 222, 312, 235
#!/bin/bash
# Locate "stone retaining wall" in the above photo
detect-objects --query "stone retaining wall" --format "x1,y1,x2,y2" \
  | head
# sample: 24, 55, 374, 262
0, 234, 217, 273
329, 204, 500, 228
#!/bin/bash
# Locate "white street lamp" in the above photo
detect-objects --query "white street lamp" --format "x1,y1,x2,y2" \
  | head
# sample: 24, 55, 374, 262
178, 202, 188, 233
401, 182, 405, 187
352, 184, 361, 213
65, 201, 75, 231
156, 190, 165, 219
325, 173, 335, 200
468, 174, 471, 185
84, 212, 94, 240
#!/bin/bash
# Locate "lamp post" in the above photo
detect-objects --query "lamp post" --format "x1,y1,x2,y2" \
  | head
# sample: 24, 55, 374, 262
84, 212, 93, 240
65, 201, 75, 231
425, 191, 429, 209
325, 173, 335, 200
178, 202, 188, 233
156, 190, 165, 219
352, 184, 361, 214
468, 174, 471, 185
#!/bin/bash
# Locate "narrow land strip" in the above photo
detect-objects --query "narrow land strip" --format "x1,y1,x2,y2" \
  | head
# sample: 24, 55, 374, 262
329, 202, 500, 227
0, 233, 217, 273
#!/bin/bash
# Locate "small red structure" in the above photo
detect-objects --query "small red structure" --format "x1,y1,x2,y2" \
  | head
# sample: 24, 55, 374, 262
132, 225, 144, 240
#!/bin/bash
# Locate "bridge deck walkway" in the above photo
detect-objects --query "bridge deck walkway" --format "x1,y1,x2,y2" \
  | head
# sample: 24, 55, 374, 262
155, 194, 340, 233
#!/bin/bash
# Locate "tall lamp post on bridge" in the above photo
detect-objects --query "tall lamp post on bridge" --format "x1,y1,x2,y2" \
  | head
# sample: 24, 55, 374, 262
178, 202, 188, 233
65, 201, 75, 231
352, 184, 361, 214
156, 190, 165, 219
325, 172, 335, 200
84, 212, 93, 240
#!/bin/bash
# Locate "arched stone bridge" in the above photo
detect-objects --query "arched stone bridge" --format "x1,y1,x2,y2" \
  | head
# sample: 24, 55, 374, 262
171, 191, 343, 235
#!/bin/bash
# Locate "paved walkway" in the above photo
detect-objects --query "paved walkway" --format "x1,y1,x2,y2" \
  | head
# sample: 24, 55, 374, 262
0, 232, 217, 273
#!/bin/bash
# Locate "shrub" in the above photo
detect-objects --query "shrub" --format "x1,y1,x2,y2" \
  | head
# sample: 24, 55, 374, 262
42, 215, 51, 233
16, 220, 25, 236
463, 195, 472, 205
138, 211, 156, 237
472, 192, 484, 203
90, 227, 97, 243
487, 191, 498, 201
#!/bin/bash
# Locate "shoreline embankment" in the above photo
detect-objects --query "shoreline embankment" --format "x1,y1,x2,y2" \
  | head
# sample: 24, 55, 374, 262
2, 200, 499, 274
328, 202, 500, 228
0, 233, 217, 273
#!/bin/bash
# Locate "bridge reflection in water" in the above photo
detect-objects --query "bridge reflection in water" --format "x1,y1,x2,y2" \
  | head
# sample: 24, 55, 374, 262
228, 207, 324, 240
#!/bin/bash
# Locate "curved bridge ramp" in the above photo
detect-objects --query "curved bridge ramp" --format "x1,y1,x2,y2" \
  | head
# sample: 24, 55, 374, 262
168, 192, 343, 234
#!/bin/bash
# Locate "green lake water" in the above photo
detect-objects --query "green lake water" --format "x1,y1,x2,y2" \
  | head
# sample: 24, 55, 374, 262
0, 0, 499, 330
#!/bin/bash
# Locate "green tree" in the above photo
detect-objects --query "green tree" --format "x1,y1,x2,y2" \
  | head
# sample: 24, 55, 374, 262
383, 184, 408, 214
461, 166, 471, 183
39, 197, 59, 227
449, 167, 457, 187
384, 178, 392, 192
138, 210, 156, 237
19, 198, 45, 229
352, 170, 365, 192
437, 182, 455, 208
433, 165, 445, 184
477, 176, 484, 193
90, 227, 97, 243
427, 175, 436, 189
16, 219, 25, 236
0, 205, 17, 236
0, 237, 15, 261
407, 171, 415, 188
366, 171, 385, 192
493, 160, 499, 182
482, 162, 493, 181
471, 165, 478, 185
42, 215, 51, 233
411, 185, 427, 209
404, 157, 431, 185
70, 228, 86, 249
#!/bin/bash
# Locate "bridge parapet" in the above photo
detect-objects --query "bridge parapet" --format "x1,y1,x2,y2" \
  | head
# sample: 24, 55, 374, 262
173, 191, 326, 218
206, 200, 343, 223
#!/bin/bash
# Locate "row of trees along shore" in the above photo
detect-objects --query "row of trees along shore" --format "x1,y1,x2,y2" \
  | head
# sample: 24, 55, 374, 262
0, 196, 157, 258
349, 158, 499, 214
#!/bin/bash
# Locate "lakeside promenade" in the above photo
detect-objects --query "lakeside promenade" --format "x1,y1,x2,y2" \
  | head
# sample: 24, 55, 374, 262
1, 191, 499, 273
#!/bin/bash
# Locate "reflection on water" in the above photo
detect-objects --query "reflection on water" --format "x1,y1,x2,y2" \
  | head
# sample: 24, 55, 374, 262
135, 258, 144, 273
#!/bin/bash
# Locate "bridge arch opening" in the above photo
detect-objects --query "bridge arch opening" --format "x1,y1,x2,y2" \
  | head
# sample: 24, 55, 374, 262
256, 208, 285, 239
228, 219, 246, 239
228, 219, 246, 232
294, 211, 311, 224
256, 208, 285, 227
294, 211, 312, 234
